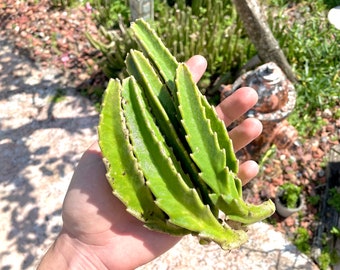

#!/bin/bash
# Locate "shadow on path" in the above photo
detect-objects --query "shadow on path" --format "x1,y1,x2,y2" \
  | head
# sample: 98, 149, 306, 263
0, 37, 99, 269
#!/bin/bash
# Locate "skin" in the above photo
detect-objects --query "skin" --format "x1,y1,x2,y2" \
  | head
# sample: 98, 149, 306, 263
38, 55, 262, 270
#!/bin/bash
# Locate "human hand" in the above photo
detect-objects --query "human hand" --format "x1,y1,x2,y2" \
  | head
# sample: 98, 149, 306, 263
38, 55, 262, 270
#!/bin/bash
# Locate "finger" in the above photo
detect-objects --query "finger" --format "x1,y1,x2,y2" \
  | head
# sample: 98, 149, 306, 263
185, 55, 207, 83
85, 141, 102, 159
215, 87, 258, 127
238, 160, 259, 185
229, 118, 262, 152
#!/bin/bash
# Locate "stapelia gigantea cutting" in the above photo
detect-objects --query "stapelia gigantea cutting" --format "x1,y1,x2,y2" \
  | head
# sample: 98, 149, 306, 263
98, 19, 275, 250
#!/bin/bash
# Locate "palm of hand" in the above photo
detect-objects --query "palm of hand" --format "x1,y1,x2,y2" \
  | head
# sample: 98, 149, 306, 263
62, 143, 179, 269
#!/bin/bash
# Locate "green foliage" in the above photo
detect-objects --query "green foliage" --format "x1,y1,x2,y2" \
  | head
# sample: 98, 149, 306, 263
279, 183, 302, 209
327, 187, 340, 212
90, 0, 130, 29
293, 227, 311, 255
268, 1, 340, 136
98, 19, 275, 249
307, 194, 320, 206
87, 0, 254, 97
318, 248, 340, 270
330, 226, 340, 237
319, 251, 332, 270
292, 225, 340, 270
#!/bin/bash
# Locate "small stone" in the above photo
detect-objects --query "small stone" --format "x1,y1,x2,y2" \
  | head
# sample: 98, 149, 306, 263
303, 153, 312, 162
300, 221, 310, 229
272, 177, 284, 186
322, 108, 333, 118
20, 31, 28, 38
78, 73, 89, 81
312, 148, 324, 159
320, 136, 329, 143
326, 124, 335, 133
284, 216, 295, 227
317, 169, 325, 178
289, 155, 296, 163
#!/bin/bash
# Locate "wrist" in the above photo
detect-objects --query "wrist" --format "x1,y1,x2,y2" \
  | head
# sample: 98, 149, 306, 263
38, 229, 106, 270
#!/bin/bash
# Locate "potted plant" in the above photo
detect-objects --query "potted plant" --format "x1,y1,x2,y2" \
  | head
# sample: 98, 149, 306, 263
275, 183, 304, 217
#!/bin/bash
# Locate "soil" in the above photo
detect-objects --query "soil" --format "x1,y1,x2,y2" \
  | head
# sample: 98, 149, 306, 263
0, 0, 105, 91
0, 0, 339, 269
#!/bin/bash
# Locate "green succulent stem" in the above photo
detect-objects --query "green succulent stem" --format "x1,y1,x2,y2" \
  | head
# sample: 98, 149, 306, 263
98, 79, 186, 234
98, 19, 275, 250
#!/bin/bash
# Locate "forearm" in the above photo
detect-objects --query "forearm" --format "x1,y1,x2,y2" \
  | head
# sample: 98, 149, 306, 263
38, 231, 106, 270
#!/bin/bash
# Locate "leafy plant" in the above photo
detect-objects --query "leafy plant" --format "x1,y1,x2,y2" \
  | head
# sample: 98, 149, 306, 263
318, 251, 332, 270
293, 227, 311, 255
317, 229, 340, 270
307, 194, 320, 206
98, 19, 275, 249
318, 248, 340, 270
279, 183, 302, 209
85, 16, 137, 80
327, 187, 340, 212
330, 226, 340, 237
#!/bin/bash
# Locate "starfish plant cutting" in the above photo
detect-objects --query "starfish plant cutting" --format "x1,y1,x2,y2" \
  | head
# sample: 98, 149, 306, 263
98, 19, 275, 250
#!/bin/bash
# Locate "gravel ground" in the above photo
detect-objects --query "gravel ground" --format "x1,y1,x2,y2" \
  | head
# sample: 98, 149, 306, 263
0, 34, 319, 270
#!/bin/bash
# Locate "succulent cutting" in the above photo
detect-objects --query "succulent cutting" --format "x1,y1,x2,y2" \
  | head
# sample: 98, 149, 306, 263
98, 19, 275, 250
